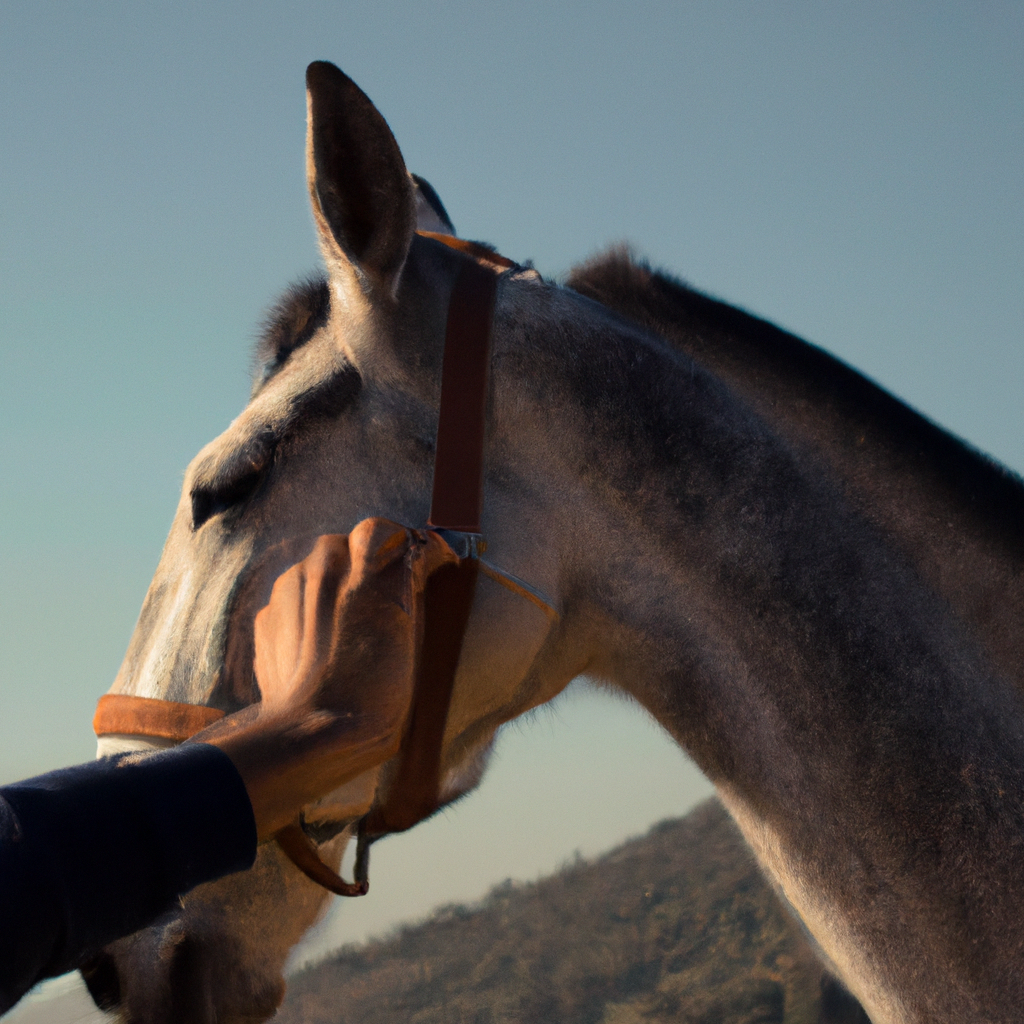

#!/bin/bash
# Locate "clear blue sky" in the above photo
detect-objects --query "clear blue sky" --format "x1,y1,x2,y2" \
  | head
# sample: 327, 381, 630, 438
1, 0, 1022, 970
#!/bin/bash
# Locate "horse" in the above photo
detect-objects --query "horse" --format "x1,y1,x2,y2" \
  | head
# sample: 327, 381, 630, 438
84, 61, 1024, 1024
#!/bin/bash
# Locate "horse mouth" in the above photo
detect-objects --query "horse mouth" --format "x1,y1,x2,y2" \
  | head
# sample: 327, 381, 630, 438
84, 836, 347, 1024
82, 938, 287, 1024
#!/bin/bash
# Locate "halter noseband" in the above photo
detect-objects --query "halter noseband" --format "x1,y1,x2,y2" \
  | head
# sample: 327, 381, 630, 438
94, 232, 557, 897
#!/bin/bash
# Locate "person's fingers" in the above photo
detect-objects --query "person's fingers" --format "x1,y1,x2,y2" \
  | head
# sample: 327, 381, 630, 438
264, 560, 306, 693
251, 521, 459, 717
205, 521, 464, 840
345, 520, 459, 614
253, 533, 361, 707
419, 528, 462, 578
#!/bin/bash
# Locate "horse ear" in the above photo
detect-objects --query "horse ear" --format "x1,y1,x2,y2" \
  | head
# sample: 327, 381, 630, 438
305, 62, 415, 295
411, 173, 456, 235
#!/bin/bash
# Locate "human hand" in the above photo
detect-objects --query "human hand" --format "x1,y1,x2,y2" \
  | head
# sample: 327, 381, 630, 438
199, 518, 457, 840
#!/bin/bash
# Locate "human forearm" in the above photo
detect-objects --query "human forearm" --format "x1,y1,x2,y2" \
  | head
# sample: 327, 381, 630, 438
196, 706, 398, 842
0, 744, 256, 1013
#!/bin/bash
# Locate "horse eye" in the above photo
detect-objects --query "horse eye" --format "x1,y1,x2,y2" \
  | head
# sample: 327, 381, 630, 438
190, 432, 275, 530
191, 466, 265, 530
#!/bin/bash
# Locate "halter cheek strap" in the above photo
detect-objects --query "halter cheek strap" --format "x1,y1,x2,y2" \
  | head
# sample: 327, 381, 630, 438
93, 232, 557, 898
358, 235, 506, 838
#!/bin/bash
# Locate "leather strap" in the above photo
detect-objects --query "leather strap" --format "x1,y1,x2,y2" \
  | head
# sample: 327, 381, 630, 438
94, 693, 225, 741
275, 823, 368, 896
362, 558, 480, 835
94, 694, 366, 896
363, 242, 503, 835
478, 560, 559, 621
427, 256, 499, 533
416, 231, 517, 273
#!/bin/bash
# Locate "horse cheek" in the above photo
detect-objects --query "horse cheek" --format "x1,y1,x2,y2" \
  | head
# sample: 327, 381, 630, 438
445, 573, 559, 740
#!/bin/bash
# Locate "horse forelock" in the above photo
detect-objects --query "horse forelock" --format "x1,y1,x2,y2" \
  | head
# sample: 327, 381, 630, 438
253, 274, 331, 393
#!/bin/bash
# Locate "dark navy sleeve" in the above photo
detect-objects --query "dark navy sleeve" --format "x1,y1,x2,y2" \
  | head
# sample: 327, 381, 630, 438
0, 742, 257, 1014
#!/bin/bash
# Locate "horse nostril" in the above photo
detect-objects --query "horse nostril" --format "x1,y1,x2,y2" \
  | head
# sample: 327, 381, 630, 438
191, 467, 264, 530
80, 951, 122, 1011
166, 935, 218, 1024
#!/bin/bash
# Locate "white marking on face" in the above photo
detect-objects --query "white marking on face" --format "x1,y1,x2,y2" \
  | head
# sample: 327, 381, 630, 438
96, 734, 177, 758
134, 568, 194, 699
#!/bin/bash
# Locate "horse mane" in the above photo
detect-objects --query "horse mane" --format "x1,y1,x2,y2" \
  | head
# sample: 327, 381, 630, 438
566, 246, 1024, 548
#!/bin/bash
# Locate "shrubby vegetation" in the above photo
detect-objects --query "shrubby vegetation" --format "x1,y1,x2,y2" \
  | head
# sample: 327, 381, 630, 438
279, 801, 867, 1024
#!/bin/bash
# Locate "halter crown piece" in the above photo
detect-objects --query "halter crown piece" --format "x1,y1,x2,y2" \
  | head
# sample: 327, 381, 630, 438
93, 233, 557, 897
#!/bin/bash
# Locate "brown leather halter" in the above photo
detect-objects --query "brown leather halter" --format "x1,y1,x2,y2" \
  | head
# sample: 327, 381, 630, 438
94, 232, 554, 897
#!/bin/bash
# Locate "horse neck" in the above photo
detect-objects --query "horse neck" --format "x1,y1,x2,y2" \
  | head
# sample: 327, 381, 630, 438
508, 281, 1024, 1021
508, 283, 1009, 774
566, 251, 1024, 688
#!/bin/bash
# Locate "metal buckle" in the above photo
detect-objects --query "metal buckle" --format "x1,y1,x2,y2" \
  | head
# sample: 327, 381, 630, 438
429, 529, 488, 560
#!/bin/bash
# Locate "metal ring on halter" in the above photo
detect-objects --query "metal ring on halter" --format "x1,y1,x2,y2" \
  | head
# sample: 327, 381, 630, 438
430, 529, 487, 559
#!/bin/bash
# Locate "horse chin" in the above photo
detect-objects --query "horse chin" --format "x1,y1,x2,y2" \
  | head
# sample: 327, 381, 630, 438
87, 836, 347, 1024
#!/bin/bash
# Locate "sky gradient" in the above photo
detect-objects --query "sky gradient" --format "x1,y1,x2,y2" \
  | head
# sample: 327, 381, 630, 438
1, 0, 1022, 1010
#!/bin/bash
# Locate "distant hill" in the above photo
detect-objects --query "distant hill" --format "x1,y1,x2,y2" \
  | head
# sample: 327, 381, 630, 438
278, 800, 869, 1024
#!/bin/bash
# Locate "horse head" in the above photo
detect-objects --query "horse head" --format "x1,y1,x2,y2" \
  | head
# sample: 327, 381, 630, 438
86, 63, 599, 1023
